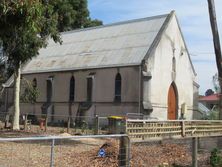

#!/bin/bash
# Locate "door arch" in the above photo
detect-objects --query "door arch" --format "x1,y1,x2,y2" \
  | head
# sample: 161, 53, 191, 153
167, 83, 178, 120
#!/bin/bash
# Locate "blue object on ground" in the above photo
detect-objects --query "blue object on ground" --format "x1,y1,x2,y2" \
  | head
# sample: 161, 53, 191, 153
98, 148, 106, 157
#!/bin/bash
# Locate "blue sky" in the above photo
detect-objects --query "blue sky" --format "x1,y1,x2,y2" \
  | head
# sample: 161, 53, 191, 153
88, 0, 222, 95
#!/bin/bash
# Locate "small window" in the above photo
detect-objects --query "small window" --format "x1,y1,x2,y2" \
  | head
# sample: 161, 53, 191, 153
115, 73, 121, 102
87, 77, 93, 102
69, 76, 75, 101
33, 78, 37, 88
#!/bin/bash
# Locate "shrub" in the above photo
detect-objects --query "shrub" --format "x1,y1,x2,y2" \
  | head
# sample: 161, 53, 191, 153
210, 148, 222, 167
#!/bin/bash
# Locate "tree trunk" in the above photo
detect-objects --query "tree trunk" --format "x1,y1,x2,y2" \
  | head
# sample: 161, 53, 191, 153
207, 0, 222, 119
12, 63, 21, 130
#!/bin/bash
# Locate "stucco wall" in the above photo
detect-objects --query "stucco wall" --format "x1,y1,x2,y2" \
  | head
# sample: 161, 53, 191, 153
21, 66, 140, 117
145, 15, 197, 120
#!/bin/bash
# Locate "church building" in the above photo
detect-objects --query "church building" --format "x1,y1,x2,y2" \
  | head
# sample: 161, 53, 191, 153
0, 11, 199, 122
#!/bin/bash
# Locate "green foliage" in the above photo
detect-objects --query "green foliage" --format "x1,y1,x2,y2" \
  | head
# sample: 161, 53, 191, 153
50, 0, 102, 32
0, 57, 6, 87
210, 148, 222, 167
0, 0, 61, 68
0, 47, 13, 84
50, 0, 75, 32
202, 106, 220, 120
84, 18, 103, 28
0, 0, 101, 129
0, 0, 102, 81
20, 79, 40, 104
213, 73, 221, 93
205, 89, 215, 96
202, 110, 219, 120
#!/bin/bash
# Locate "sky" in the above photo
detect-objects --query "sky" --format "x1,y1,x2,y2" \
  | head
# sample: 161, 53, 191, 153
88, 0, 222, 95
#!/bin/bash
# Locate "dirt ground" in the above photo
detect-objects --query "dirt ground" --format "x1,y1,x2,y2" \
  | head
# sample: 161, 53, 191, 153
0, 130, 213, 167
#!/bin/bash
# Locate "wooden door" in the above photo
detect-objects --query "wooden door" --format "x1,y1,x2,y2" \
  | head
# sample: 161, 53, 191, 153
167, 84, 177, 120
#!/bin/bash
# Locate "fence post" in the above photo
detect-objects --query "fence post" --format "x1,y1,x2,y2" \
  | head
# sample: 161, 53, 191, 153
119, 136, 130, 167
50, 139, 55, 167
94, 115, 99, 135
24, 114, 28, 131
181, 121, 185, 137
45, 115, 48, 132
67, 116, 71, 133
4, 114, 10, 128
192, 137, 198, 167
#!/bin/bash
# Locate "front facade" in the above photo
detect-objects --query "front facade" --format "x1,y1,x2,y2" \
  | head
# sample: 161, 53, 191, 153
0, 11, 199, 121
144, 12, 199, 119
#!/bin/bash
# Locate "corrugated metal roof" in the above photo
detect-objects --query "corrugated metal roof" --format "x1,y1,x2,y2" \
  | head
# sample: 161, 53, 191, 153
198, 102, 210, 114
2, 75, 13, 88
199, 94, 220, 102
22, 13, 170, 74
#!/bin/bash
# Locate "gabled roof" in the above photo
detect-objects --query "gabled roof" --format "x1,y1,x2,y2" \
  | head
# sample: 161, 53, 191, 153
199, 94, 220, 102
22, 12, 174, 74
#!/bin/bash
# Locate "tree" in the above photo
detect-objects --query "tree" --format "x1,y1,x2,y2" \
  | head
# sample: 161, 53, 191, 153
50, 0, 103, 32
207, 0, 222, 119
0, 0, 61, 130
84, 18, 103, 28
213, 73, 220, 93
0, 48, 11, 89
205, 89, 215, 96
0, 50, 6, 88
0, 0, 102, 86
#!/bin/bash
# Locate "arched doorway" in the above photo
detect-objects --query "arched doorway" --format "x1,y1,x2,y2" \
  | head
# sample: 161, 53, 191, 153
167, 83, 178, 120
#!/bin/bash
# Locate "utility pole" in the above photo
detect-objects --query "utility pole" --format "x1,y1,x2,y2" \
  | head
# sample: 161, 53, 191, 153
207, 0, 222, 119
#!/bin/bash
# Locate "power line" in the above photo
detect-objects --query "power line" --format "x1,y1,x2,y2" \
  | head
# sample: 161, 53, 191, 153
190, 52, 215, 56
191, 52, 214, 54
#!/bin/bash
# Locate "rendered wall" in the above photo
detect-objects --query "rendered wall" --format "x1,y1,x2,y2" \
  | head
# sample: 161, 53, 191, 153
20, 66, 140, 119
144, 15, 197, 120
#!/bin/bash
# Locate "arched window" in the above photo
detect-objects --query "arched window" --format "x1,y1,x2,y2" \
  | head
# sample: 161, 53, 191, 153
69, 76, 75, 101
115, 73, 121, 102
33, 78, 37, 88
172, 57, 176, 72
87, 77, 93, 102
46, 78, 53, 103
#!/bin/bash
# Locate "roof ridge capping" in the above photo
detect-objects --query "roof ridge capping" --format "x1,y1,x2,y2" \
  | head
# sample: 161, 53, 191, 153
61, 11, 174, 35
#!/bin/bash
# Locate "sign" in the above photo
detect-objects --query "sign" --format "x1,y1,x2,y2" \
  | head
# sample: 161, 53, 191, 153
98, 148, 106, 157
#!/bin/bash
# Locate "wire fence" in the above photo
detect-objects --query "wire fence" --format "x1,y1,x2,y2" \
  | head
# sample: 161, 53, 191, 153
1, 112, 222, 166
0, 112, 110, 135
130, 136, 222, 167
0, 134, 130, 167
0, 122, 222, 167
0, 134, 222, 167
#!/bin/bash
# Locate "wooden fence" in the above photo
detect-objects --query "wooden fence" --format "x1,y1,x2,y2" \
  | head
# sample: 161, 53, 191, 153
126, 120, 222, 141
